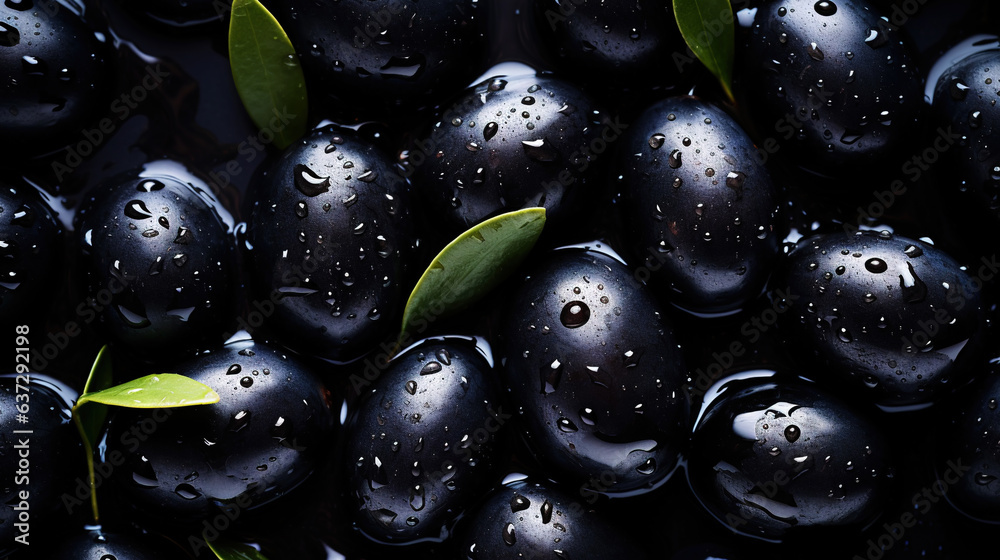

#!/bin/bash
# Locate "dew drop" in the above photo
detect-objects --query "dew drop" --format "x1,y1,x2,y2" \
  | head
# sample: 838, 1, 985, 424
560, 301, 590, 328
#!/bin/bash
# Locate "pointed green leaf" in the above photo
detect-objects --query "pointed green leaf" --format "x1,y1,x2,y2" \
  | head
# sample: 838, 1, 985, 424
399, 208, 547, 342
78, 345, 114, 454
76, 374, 220, 409
228, 0, 308, 150
206, 535, 271, 560
674, 0, 736, 104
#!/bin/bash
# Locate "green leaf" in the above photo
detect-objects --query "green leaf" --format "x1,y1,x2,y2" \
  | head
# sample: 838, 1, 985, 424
206, 536, 271, 560
77, 345, 113, 458
399, 208, 547, 344
674, 0, 736, 104
76, 374, 220, 409
71, 364, 220, 523
228, 0, 308, 150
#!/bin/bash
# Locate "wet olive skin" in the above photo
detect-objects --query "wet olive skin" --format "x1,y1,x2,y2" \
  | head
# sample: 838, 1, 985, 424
617, 96, 781, 314
75, 171, 235, 353
930, 47, 1000, 221
739, 0, 923, 176
499, 248, 688, 495
0, 375, 78, 557
688, 377, 892, 540
345, 338, 503, 544
405, 73, 611, 233
455, 479, 646, 560
102, 339, 336, 525
940, 372, 1000, 522
51, 529, 187, 559
0, 183, 64, 322
247, 127, 415, 364
122, 0, 225, 27
535, 0, 681, 87
270, 0, 486, 117
775, 231, 984, 407
0, 1, 114, 155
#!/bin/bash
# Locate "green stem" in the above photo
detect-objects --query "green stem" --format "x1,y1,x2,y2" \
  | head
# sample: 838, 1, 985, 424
72, 407, 100, 523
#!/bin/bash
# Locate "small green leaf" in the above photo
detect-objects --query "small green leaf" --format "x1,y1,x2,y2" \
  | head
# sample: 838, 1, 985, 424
674, 0, 736, 104
399, 208, 547, 343
228, 0, 308, 150
76, 374, 220, 409
206, 535, 271, 560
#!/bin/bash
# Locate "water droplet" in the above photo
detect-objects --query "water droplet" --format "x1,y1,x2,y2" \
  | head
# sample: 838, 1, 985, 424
903, 245, 923, 258
726, 171, 746, 196
405, 380, 417, 395
970, 111, 983, 128
636, 458, 656, 475
0, 22, 20, 47
785, 425, 801, 443
295, 201, 308, 218
841, 131, 864, 145
124, 200, 153, 220
483, 121, 499, 141
560, 301, 590, 328
976, 473, 997, 485
668, 149, 682, 169
409, 485, 425, 511
175, 484, 201, 500
240, 376, 253, 388
557, 417, 578, 433
899, 262, 927, 303
950, 80, 971, 101
838, 327, 853, 343
807, 42, 825, 60
542, 359, 563, 394
864, 27, 888, 49
521, 138, 559, 162
294, 164, 331, 197
502, 522, 516, 545
541, 500, 553, 523
814, 0, 837, 15
228, 410, 251, 432
865, 258, 887, 273
510, 493, 530, 512
374, 508, 397, 525
174, 227, 193, 245
420, 362, 442, 375
648, 134, 665, 149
